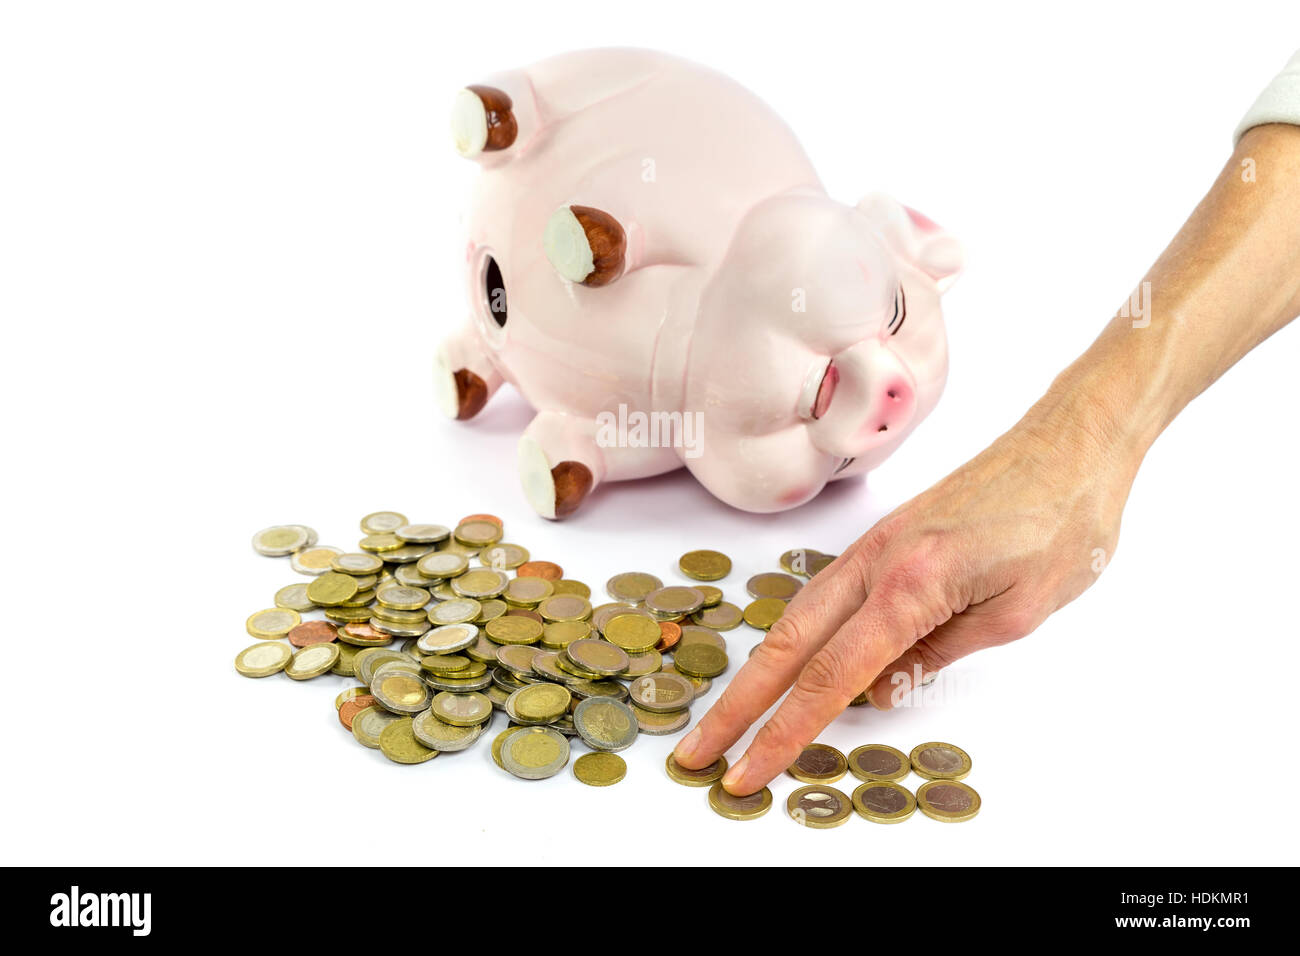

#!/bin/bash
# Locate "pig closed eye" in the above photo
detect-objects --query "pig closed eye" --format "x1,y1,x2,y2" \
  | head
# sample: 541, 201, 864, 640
886, 285, 906, 335
484, 256, 507, 327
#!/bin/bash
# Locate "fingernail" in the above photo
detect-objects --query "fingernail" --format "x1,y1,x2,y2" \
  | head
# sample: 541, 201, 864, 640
865, 681, 890, 711
674, 727, 702, 762
721, 753, 750, 793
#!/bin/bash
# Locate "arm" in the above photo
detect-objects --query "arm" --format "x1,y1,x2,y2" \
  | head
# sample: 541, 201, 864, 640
675, 122, 1300, 795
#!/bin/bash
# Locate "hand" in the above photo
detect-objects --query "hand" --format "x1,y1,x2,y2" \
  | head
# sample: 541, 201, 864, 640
673, 393, 1144, 795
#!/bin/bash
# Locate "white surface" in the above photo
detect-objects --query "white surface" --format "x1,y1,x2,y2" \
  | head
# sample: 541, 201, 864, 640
2, 0, 1298, 866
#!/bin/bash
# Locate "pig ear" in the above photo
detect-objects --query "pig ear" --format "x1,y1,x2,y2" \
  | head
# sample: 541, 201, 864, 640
856, 194, 963, 294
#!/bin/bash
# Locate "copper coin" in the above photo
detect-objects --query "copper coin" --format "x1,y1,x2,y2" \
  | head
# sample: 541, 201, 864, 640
459, 513, 503, 528
517, 561, 563, 581
287, 620, 338, 648
338, 695, 377, 730
505, 607, 543, 623
656, 621, 682, 652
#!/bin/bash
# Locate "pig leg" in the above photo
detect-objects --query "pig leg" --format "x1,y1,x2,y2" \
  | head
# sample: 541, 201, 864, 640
543, 205, 627, 287
518, 411, 681, 519
434, 320, 502, 420
451, 84, 522, 158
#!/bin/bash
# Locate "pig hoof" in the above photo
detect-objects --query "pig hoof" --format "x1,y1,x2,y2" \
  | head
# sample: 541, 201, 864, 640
543, 205, 626, 287
552, 461, 593, 518
518, 438, 593, 519
451, 85, 516, 157
434, 349, 488, 420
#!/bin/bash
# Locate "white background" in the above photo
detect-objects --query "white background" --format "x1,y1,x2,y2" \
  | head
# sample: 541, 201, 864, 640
2, 1, 1297, 866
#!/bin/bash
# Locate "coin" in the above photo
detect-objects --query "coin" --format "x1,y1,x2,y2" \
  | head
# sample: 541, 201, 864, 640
502, 575, 553, 607
573, 697, 638, 752
916, 780, 981, 822
360, 511, 407, 534
337, 621, 392, 647
474, 599, 508, 623
274, 583, 315, 612
375, 585, 430, 610
567, 679, 628, 701
678, 550, 732, 581
573, 752, 626, 787
285, 642, 340, 680
393, 564, 440, 588
788, 743, 849, 783
325, 606, 376, 624
451, 568, 509, 599
430, 691, 492, 726
459, 512, 503, 528
234, 641, 292, 678
566, 638, 630, 676
665, 753, 727, 787
372, 606, 430, 627
306, 572, 359, 607
412, 708, 485, 751
779, 548, 823, 576
424, 670, 493, 693
499, 726, 570, 779
604, 614, 662, 655
659, 662, 711, 698
332, 552, 384, 575
605, 572, 662, 603
484, 616, 544, 646
515, 560, 562, 580
590, 602, 635, 632
746, 572, 803, 601
427, 599, 481, 627
371, 671, 430, 714
333, 644, 359, 679
695, 585, 723, 608
742, 598, 786, 630
416, 623, 479, 656
847, 744, 911, 782
416, 552, 469, 580
537, 594, 591, 623
354, 648, 408, 685
453, 520, 502, 548
252, 525, 309, 556
655, 621, 682, 652
290, 545, 343, 576
620, 649, 663, 679
287, 620, 338, 648
808, 554, 836, 575
334, 685, 370, 709
245, 607, 301, 639
644, 585, 705, 618
351, 704, 402, 748
378, 718, 438, 764
541, 620, 591, 649
677, 625, 726, 650
692, 602, 744, 630
708, 782, 773, 821
338, 695, 378, 730
495, 644, 539, 674
369, 618, 429, 638
787, 784, 853, 828
627, 672, 694, 713
358, 533, 403, 554
551, 579, 591, 599
478, 542, 529, 570
421, 653, 470, 676
910, 742, 972, 781
629, 704, 690, 735
851, 780, 917, 823
396, 523, 450, 544
491, 726, 524, 769
672, 642, 728, 679
465, 631, 502, 663
507, 683, 572, 724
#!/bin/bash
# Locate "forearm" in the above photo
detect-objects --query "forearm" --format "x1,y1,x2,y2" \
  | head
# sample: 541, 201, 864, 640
1029, 123, 1300, 466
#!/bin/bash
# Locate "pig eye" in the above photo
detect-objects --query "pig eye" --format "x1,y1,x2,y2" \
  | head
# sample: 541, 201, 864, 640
886, 285, 906, 336
484, 256, 507, 327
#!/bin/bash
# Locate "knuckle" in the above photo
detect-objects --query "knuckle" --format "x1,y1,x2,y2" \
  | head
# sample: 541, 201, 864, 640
798, 652, 849, 699
760, 615, 804, 659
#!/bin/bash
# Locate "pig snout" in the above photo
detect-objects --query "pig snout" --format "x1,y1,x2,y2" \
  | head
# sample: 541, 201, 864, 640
806, 339, 917, 459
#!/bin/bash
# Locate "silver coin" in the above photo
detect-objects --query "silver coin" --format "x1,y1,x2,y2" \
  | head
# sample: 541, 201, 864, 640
573, 697, 639, 752
369, 617, 430, 638
605, 572, 663, 603
411, 708, 485, 751
499, 726, 571, 780
360, 511, 407, 534
289, 544, 343, 576
427, 598, 482, 626
376, 585, 431, 610
394, 563, 441, 588
356, 650, 409, 686
396, 523, 451, 544
644, 585, 705, 617
416, 552, 469, 580
567, 679, 629, 701
451, 568, 510, 599
630, 703, 691, 736
371, 658, 422, 680
422, 670, 494, 693
334, 552, 384, 575
627, 672, 695, 713
288, 524, 319, 547
252, 525, 309, 557
370, 669, 431, 714
376, 543, 434, 564
416, 622, 479, 655
274, 582, 315, 612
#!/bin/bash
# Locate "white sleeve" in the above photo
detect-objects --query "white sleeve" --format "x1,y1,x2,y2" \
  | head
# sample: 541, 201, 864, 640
1235, 49, 1300, 142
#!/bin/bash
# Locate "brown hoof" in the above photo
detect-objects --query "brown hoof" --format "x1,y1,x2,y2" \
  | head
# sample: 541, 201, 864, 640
551, 461, 593, 518
543, 205, 626, 287
451, 85, 517, 156
453, 368, 488, 420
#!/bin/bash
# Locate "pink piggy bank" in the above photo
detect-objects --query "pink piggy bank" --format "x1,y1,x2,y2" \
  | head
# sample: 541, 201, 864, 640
437, 48, 961, 518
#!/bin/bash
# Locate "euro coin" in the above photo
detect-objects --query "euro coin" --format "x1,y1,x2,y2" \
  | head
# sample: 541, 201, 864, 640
746, 572, 802, 601
369, 618, 429, 639
427, 598, 481, 627
541, 620, 590, 649
234, 641, 292, 678
289, 524, 319, 547
351, 704, 402, 748
338, 695, 378, 730
355, 649, 409, 686
516, 560, 562, 580
325, 606, 377, 624
360, 511, 407, 534
655, 622, 682, 652
665, 753, 726, 787
359, 533, 404, 554
677, 549, 732, 581
620, 649, 663, 679
851, 780, 917, 823
287, 620, 337, 648
416, 623, 479, 656
848, 744, 911, 783
412, 708, 485, 751
337, 621, 392, 647
507, 683, 572, 724
274, 583, 315, 612
537, 594, 591, 623
644, 586, 705, 618
787, 785, 853, 828
451, 568, 509, 599
252, 525, 309, 556
502, 575, 553, 607
474, 599, 508, 623
499, 726, 570, 780
332, 552, 384, 575
708, 782, 772, 821
424, 670, 493, 693
573, 752, 626, 787
375, 585, 430, 610
530, 651, 575, 685
334, 685, 370, 710
779, 548, 823, 576
604, 614, 662, 655
692, 602, 744, 631
484, 616, 543, 646
659, 662, 711, 698
291, 545, 343, 576
396, 523, 450, 544
788, 743, 849, 784
491, 726, 524, 769
808, 554, 836, 575
551, 579, 591, 599
421, 654, 470, 676
378, 718, 438, 764
910, 742, 972, 781
742, 598, 786, 630
676, 625, 726, 650
495, 644, 539, 675
246, 608, 301, 639
478, 542, 529, 570
376, 544, 434, 564
696, 585, 723, 608
430, 691, 492, 726
465, 631, 501, 663
285, 642, 340, 680
672, 643, 728, 679
573, 697, 638, 752
566, 638, 629, 677
567, 680, 628, 701
306, 572, 359, 607
371, 606, 429, 626
331, 643, 360, 676
605, 572, 662, 603
627, 672, 694, 713
590, 602, 635, 632
371, 671, 430, 715
630, 704, 690, 735
453, 520, 502, 548
416, 552, 469, 580
394, 564, 441, 588
917, 780, 981, 822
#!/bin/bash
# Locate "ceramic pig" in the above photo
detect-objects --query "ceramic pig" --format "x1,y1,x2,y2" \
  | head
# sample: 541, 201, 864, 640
437, 48, 961, 518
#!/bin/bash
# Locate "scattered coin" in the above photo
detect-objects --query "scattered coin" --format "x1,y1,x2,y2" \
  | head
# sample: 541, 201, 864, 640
910, 741, 972, 781
416, 552, 469, 579
430, 691, 492, 726
787, 784, 853, 828
451, 568, 509, 599
252, 525, 309, 556
678, 549, 732, 581
287, 620, 338, 648
377, 718, 438, 764
360, 511, 407, 534
573, 752, 627, 787
644, 585, 705, 618
566, 638, 630, 676
351, 704, 402, 748
245, 608, 301, 639
605, 572, 663, 603
742, 597, 787, 630
337, 621, 392, 647
507, 683, 572, 725
604, 613, 662, 655
673, 642, 728, 679
692, 602, 744, 630
284, 642, 340, 680
427, 598, 481, 627
542, 620, 591, 648
416, 623, 479, 656
454, 520, 503, 548
306, 572, 359, 607
537, 594, 591, 623
484, 616, 543, 646
234, 641, 292, 678
396, 523, 450, 544
627, 672, 694, 713
779, 548, 823, 576
412, 708, 485, 751
573, 697, 639, 752
479, 542, 529, 569
708, 782, 773, 821
848, 744, 911, 782
676, 625, 726, 650
332, 552, 384, 575
620, 649, 662, 679
916, 780, 981, 822
551, 579, 591, 598
338, 695, 378, 730
788, 743, 849, 783
502, 575, 553, 607
630, 704, 690, 735
655, 621, 682, 652
334, 686, 370, 710
274, 583, 315, 612
375, 585, 430, 610
371, 671, 430, 714
666, 753, 727, 787
516, 560, 563, 580
746, 572, 803, 601
851, 780, 917, 823
291, 545, 343, 576
499, 726, 570, 780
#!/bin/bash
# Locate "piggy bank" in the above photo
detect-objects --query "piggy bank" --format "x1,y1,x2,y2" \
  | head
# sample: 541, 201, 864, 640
436, 48, 961, 518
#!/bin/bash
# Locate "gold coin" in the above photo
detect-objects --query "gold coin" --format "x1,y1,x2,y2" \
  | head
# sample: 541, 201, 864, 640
378, 718, 439, 764
478, 542, 529, 570
630, 704, 690, 735
373, 543, 433, 564
251, 525, 309, 556
274, 583, 315, 612
852, 780, 917, 823
916, 780, 981, 822
742, 597, 786, 630
508, 683, 572, 723
788, 743, 849, 783
325, 605, 378, 624
620, 649, 663, 679
808, 553, 837, 576
371, 606, 429, 626
499, 726, 570, 779
787, 784, 853, 828
484, 615, 543, 646
665, 753, 727, 786
537, 594, 592, 623
416, 552, 469, 580
331, 552, 384, 575
780, 548, 824, 576
360, 511, 407, 534
430, 691, 493, 726
351, 705, 402, 748
693, 602, 744, 630
306, 572, 359, 607
541, 619, 591, 648
566, 638, 630, 676
491, 726, 525, 769
359, 532, 404, 553
474, 598, 508, 623
245, 608, 300, 639
848, 744, 911, 782
371, 672, 430, 714
375, 585, 430, 611
708, 782, 772, 820
453, 520, 503, 548
420, 654, 470, 675
695, 585, 723, 608
502, 575, 554, 607
672, 642, 728, 679
746, 572, 803, 601
677, 625, 726, 650
290, 545, 343, 576
678, 550, 732, 581
412, 708, 483, 751
644, 586, 705, 617
415, 623, 479, 655
573, 752, 626, 787
334, 685, 370, 709
284, 642, 340, 680
234, 641, 292, 678
427, 598, 481, 626
605, 572, 662, 603
604, 613, 662, 655
331, 642, 360, 676
451, 568, 509, 599
395, 523, 450, 544
910, 742, 972, 781
551, 579, 591, 599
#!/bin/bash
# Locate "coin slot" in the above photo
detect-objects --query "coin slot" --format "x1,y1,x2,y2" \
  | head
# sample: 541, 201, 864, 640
483, 255, 507, 327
